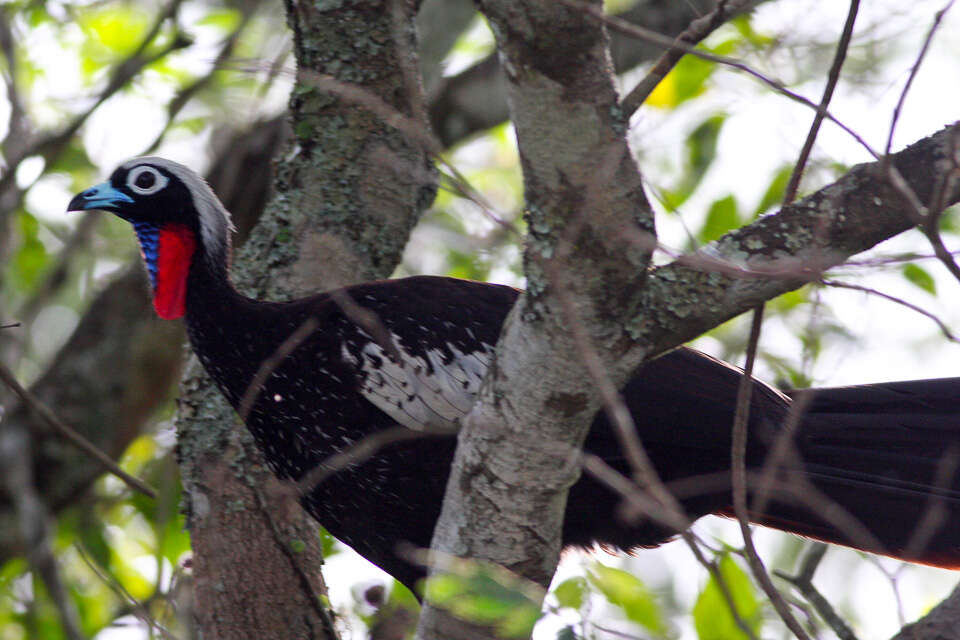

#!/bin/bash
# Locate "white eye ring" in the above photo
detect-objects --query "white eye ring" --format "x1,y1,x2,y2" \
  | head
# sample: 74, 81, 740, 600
127, 166, 169, 195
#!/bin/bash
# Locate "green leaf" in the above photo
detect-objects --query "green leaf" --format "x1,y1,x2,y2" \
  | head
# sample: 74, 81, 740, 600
688, 115, 725, 179
498, 600, 543, 638
699, 194, 740, 244
664, 115, 726, 209
446, 249, 490, 282
77, 522, 112, 570
47, 141, 94, 176
937, 205, 960, 232
902, 263, 936, 295
387, 579, 420, 611
731, 15, 776, 48
647, 49, 717, 109
752, 164, 793, 217
424, 563, 542, 638
587, 565, 665, 634
318, 527, 339, 558
554, 576, 587, 610
159, 512, 191, 566
196, 8, 243, 32
27, 5, 53, 28
770, 286, 808, 313
692, 554, 762, 640
80, 6, 150, 54
107, 551, 153, 601
10, 211, 48, 291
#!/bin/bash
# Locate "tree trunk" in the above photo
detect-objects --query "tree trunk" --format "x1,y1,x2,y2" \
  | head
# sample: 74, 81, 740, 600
177, 1, 436, 638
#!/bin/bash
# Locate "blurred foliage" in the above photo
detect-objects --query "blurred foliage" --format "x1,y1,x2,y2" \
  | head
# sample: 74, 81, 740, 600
902, 263, 937, 295
586, 565, 668, 635
0, 0, 289, 637
0, 0, 957, 639
424, 561, 543, 638
692, 554, 763, 640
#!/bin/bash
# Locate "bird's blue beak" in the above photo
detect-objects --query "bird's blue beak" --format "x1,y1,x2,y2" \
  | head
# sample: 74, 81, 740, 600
67, 181, 134, 212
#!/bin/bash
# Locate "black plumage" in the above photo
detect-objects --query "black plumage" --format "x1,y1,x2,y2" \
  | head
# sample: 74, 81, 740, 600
69, 158, 960, 591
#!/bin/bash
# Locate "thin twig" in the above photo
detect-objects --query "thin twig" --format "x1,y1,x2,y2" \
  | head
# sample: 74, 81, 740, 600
901, 445, 960, 562
581, 455, 689, 535
841, 249, 960, 269
730, 305, 813, 640
868, 556, 912, 628
583, 455, 759, 640
763, 2, 859, 511
296, 426, 431, 493
560, 0, 880, 159
886, 159, 960, 286
774, 544, 859, 640
881, 4, 960, 287
821, 278, 960, 342
237, 317, 319, 421
622, 0, 753, 116
75, 543, 181, 640
0, 360, 157, 499
0, 424, 86, 640
782, 0, 860, 204
143, 12, 254, 155
750, 390, 814, 518
885, 0, 955, 156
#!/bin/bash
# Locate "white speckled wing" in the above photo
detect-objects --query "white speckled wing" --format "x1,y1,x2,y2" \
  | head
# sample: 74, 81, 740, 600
341, 332, 494, 432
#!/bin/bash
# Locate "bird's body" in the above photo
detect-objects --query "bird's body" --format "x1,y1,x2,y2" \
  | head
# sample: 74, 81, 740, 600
70, 158, 960, 591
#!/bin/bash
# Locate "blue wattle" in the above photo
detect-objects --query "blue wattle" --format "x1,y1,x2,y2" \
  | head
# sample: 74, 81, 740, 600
133, 222, 159, 289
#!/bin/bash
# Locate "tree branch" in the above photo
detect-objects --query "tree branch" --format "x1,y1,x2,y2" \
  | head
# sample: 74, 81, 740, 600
0, 360, 157, 498
177, 0, 438, 637
625, 122, 960, 363
426, 0, 763, 146
420, 5, 960, 635
0, 417, 86, 640
419, 0, 655, 635
889, 583, 960, 640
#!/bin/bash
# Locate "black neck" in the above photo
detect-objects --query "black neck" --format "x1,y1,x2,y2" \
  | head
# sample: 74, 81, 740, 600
182, 251, 294, 408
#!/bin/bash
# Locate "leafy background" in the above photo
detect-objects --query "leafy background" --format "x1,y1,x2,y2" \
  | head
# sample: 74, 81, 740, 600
0, 0, 959, 638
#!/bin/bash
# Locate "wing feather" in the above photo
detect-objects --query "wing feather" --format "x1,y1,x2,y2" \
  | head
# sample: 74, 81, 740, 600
341, 332, 494, 432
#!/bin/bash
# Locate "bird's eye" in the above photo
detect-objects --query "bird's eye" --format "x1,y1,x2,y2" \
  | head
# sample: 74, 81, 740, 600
127, 166, 169, 195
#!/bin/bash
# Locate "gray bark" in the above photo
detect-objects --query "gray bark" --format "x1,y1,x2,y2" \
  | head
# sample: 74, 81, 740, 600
419, 0, 656, 635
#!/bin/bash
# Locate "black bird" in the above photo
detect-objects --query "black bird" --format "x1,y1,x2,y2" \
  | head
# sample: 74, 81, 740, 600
69, 157, 960, 590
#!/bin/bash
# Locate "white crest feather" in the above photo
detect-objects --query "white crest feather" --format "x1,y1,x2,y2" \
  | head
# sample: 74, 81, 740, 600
121, 157, 235, 259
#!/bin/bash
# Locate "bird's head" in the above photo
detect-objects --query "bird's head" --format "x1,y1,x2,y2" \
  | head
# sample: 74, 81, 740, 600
68, 157, 233, 320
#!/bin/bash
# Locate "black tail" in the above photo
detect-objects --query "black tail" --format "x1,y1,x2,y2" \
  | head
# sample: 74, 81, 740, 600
568, 348, 960, 569
752, 377, 960, 569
